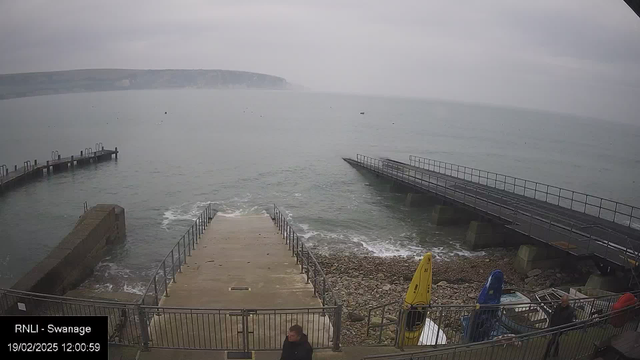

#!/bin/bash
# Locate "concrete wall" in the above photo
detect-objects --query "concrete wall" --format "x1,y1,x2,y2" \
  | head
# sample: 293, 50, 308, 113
514, 244, 566, 274
10, 204, 126, 296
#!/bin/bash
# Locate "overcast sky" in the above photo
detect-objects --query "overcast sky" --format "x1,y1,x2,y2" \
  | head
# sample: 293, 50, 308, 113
1, 1, 639, 124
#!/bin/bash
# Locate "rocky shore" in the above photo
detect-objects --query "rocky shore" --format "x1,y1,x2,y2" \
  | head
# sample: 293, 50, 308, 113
315, 249, 596, 346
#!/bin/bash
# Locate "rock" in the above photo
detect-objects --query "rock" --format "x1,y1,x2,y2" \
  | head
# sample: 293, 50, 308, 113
385, 315, 398, 323
525, 283, 534, 290
468, 293, 476, 299
383, 330, 395, 340
525, 277, 535, 284
370, 316, 382, 326
527, 269, 542, 277
382, 285, 391, 291
348, 312, 365, 322
377, 273, 385, 279
402, 274, 413, 281
556, 273, 562, 278
437, 281, 448, 286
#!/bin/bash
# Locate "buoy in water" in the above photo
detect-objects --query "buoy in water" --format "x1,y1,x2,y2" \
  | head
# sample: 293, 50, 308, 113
165, 111, 167, 114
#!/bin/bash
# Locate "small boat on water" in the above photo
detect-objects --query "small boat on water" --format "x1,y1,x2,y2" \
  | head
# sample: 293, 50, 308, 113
499, 289, 549, 334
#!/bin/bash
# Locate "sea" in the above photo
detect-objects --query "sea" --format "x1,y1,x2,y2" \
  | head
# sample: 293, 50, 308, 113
0, 89, 639, 294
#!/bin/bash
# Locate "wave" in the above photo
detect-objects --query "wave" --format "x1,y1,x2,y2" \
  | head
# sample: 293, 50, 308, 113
296, 222, 424, 257
161, 201, 213, 230
94, 262, 134, 278
296, 222, 485, 259
217, 206, 261, 217
123, 282, 146, 295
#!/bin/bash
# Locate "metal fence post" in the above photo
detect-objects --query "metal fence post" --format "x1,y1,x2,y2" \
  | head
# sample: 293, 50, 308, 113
300, 243, 305, 274
332, 305, 342, 351
137, 306, 150, 351
434, 307, 444, 346
177, 244, 182, 273
396, 307, 407, 350
305, 251, 310, 283
153, 275, 159, 306
313, 266, 317, 296
191, 227, 195, 251
171, 249, 176, 283
163, 261, 169, 297
292, 235, 296, 257
322, 277, 326, 306
183, 236, 188, 264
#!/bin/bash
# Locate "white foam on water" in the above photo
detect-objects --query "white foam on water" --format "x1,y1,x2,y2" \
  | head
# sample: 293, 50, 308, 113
162, 198, 259, 227
217, 206, 261, 217
217, 209, 244, 217
430, 243, 485, 260
296, 222, 424, 257
298, 223, 321, 240
95, 262, 134, 278
162, 202, 210, 230
351, 234, 424, 257
92, 283, 114, 293
297, 222, 487, 259
123, 283, 146, 295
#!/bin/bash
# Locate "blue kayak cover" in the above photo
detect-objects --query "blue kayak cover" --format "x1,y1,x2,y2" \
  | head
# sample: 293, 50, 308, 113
477, 270, 504, 305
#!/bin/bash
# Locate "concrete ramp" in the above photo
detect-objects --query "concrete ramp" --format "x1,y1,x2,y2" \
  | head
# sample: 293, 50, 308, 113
145, 214, 333, 350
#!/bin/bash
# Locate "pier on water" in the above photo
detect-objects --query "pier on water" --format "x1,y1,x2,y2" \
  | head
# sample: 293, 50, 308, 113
0, 143, 118, 194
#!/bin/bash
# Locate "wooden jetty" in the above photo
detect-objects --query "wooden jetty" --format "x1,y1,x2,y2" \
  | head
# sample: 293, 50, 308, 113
0, 145, 118, 194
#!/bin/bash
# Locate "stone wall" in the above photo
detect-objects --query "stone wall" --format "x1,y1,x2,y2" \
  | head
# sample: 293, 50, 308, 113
10, 204, 126, 295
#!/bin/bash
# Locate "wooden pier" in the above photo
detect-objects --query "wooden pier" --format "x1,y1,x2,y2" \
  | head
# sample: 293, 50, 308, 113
0, 146, 118, 194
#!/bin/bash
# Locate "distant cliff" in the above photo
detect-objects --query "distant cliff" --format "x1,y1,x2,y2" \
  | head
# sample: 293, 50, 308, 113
0, 69, 292, 100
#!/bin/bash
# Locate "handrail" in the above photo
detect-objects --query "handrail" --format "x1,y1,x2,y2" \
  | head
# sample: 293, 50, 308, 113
140, 203, 216, 305
396, 156, 639, 272
409, 155, 640, 230
364, 289, 640, 346
353, 155, 639, 269
366, 289, 640, 312
0, 287, 139, 306
271, 204, 341, 307
364, 302, 640, 359
271, 204, 343, 351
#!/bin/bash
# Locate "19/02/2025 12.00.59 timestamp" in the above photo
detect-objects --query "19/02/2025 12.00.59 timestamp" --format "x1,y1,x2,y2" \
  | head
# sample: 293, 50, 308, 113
7, 342, 101, 353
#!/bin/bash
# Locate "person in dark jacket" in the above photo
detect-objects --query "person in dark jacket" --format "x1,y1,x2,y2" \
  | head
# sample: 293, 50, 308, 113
543, 295, 576, 359
280, 324, 313, 360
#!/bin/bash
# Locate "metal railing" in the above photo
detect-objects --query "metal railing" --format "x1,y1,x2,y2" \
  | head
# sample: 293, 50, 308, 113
366, 290, 639, 348
1, 203, 341, 352
140, 305, 338, 350
353, 155, 639, 270
272, 204, 342, 350
272, 204, 341, 308
141, 203, 216, 306
0, 288, 144, 346
0, 289, 340, 351
364, 302, 640, 360
409, 155, 640, 230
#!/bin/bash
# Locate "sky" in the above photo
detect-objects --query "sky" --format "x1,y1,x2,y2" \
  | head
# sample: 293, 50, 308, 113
1, 1, 639, 124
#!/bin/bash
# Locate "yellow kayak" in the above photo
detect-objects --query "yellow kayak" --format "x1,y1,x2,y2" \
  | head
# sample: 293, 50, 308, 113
402, 252, 433, 346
